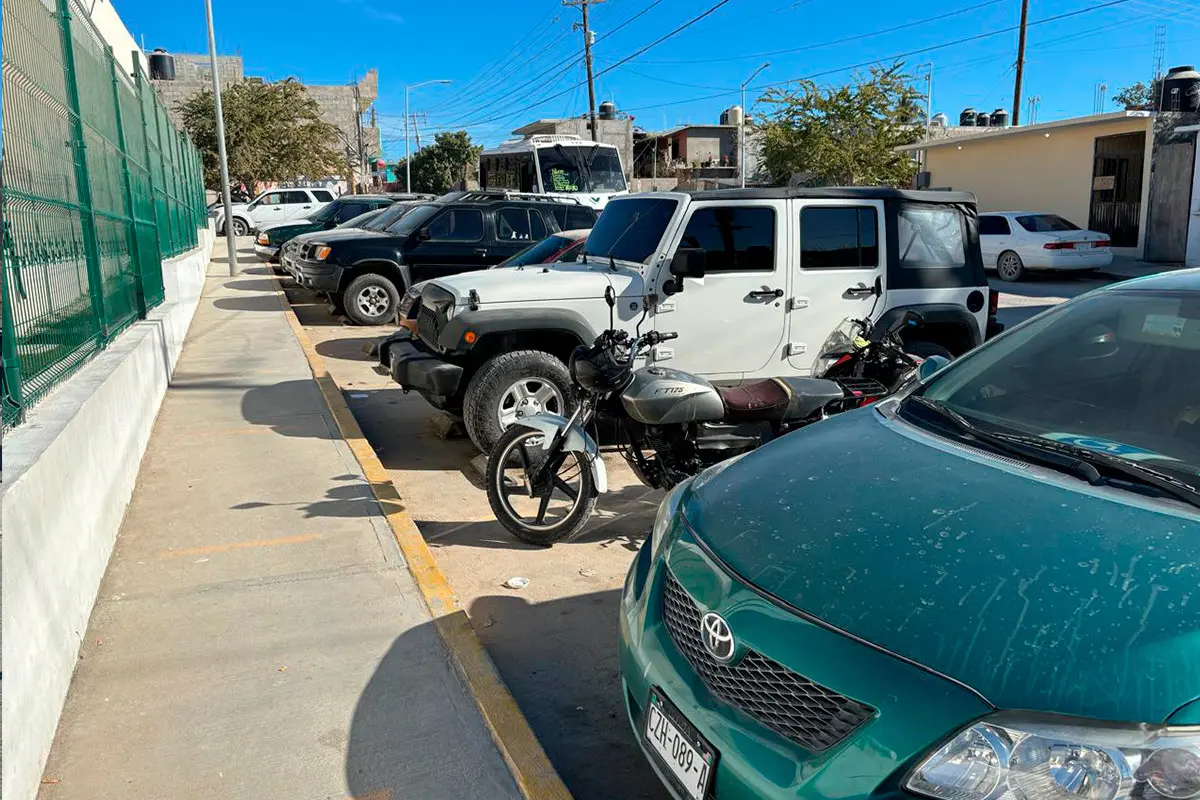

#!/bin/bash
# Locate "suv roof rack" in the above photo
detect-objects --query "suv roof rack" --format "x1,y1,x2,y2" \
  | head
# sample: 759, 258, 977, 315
441, 190, 583, 205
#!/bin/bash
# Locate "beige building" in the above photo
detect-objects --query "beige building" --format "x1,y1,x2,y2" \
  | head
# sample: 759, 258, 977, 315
899, 111, 1154, 256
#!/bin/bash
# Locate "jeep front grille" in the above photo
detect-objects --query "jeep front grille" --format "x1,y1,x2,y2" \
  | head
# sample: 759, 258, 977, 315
661, 570, 875, 752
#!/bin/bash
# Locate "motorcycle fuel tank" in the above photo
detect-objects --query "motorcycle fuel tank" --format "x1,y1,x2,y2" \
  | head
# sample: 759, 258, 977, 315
620, 366, 725, 425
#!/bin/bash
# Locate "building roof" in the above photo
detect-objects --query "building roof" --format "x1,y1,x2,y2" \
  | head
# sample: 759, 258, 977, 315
897, 111, 1152, 152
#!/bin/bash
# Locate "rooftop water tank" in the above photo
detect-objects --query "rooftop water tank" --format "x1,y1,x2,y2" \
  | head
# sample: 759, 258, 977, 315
990, 108, 1009, 127
931, 112, 949, 126
1161, 65, 1200, 112
975, 111, 991, 127
148, 48, 175, 81
959, 107, 977, 126
599, 101, 617, 120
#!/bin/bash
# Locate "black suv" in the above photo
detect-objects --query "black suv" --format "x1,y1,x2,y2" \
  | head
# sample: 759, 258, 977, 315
290, 193, 597, 325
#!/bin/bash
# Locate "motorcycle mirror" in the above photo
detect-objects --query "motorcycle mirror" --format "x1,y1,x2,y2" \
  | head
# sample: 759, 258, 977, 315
604, 285, 616, 307
918, 354, 951, 380
873, 275, 882, 296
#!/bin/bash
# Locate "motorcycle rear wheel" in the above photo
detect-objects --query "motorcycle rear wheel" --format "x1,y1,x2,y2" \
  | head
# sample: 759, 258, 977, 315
486, 425, 599, 546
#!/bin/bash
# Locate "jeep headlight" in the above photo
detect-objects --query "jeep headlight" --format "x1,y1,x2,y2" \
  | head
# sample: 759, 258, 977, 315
649, 479, 689, 559
906, 714, 1200, 800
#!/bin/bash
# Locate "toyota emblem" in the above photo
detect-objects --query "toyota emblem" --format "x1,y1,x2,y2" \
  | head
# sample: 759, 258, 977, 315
700, 612, 735, 663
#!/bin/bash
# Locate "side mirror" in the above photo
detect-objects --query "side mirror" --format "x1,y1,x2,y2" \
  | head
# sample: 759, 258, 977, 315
670, 247, 706, 280
416, 227, 431, 242
604, 285, 616, 308
918, 355, 950, 380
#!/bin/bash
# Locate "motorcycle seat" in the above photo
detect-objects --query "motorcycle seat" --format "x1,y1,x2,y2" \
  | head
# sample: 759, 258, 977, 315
717, 377, 845, 424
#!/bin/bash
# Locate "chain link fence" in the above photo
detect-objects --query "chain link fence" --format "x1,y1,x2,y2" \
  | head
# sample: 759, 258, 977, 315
2, 0, 208, 429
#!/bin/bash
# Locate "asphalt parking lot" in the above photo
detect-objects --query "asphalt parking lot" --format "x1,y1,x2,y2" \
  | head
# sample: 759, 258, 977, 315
275, 263, 1108, 800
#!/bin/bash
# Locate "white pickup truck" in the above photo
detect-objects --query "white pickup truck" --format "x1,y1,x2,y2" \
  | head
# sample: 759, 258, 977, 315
378, 187, 1002, 452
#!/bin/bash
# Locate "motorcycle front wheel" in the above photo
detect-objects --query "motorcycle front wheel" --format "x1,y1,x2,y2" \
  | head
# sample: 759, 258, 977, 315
486, 424, 599, 546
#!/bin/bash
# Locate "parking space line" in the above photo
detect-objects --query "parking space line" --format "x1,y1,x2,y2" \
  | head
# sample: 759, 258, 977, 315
273, 279, 573, 800
161, 533, 323, 558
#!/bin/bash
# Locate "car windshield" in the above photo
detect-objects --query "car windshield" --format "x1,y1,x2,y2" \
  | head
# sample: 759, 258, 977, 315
386, 203, 438, 235
538, 145, 627, 193
1016, 214, 1081, 233
499, 235, 574, 267
339, 208, 384, 229
308, 202, 341, 224
365, 202, 409, 231
914, 286, 1200, 495
583, 197, 677, 265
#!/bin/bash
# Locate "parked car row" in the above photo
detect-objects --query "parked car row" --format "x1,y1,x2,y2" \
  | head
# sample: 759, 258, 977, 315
278, 184, 1200, 800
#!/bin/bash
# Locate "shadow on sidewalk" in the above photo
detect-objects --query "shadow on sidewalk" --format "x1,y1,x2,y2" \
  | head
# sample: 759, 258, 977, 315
345, 619, 525, 800
239, 380, 338, 439
225, 277, 280, 292
464, 590, 666, 800
213, 294, 287, 313
232, 480, 400, 518
315, 336, 387, 363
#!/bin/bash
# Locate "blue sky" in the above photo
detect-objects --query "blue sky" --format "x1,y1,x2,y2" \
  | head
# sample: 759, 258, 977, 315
114, 0, 1200, 158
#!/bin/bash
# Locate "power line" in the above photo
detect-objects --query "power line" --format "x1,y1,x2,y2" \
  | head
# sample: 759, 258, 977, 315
446, 0, 735, 131
634, 0, 1007, 66
594, 0, 666, 43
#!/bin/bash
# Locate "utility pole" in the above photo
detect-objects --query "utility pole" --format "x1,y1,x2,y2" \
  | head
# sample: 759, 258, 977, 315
1011, 0, 1029, 125
353, 83, 364, 194
740, 62, 769, 188
404, 80, 452, 193
566, 0, 604, 141
204, 0, 238, 275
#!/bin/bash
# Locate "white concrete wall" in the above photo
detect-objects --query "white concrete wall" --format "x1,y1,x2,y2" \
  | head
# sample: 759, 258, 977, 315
1, 226, 214, 800
84, 0, 147, 77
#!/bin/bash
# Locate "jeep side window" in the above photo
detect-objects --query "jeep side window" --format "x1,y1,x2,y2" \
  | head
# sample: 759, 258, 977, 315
897, 206, 966, 269
799, 207, 878, 269
679, 207, 775, 272
426, 209, 483, 242
497, 208, 536, 241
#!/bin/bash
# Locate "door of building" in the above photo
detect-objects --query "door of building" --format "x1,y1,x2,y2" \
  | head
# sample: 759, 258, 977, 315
1088, 131, 1146, 248
1145, 131, 1197, 263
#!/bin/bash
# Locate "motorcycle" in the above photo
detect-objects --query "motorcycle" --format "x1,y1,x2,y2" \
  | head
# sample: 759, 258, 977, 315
484, 291, 920, 545
816, 313, 929, 391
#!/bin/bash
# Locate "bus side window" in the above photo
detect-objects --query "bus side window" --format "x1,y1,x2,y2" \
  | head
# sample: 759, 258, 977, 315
521, 156, 537, 193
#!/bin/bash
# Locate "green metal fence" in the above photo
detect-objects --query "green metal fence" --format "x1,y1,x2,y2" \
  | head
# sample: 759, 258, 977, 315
1, 0, 208, 429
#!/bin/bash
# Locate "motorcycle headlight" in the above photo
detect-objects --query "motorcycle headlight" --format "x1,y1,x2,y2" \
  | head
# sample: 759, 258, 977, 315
649, 479, 689, 560
906, 714, 1200, 800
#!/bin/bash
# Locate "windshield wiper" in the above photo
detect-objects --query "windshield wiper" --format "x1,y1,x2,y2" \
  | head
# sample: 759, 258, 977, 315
907, 398, 1200, 510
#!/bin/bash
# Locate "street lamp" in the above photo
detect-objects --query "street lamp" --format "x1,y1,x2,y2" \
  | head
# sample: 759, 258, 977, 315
740, 62, 769, 188
204, 0, 237, 275
405, 79, 452, 193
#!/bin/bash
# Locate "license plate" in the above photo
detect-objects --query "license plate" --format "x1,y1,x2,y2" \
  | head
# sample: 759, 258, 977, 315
1076, 242, 1092, 250
644, 689, 716, 800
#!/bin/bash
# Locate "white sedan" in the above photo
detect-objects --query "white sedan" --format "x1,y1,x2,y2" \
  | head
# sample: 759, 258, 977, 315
978, 211, 1112, 281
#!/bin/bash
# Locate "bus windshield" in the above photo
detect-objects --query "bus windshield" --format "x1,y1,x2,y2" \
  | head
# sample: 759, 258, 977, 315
538, 144, 626, 194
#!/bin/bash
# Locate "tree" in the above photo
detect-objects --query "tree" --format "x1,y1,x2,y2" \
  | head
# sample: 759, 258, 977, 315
395, 131, 482, 194
179, 79, 343, 189
756, 63, 924, 188
1112, 80, 1159, 111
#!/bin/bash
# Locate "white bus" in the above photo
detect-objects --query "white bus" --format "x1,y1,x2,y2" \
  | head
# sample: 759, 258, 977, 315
478, 134, 628, 210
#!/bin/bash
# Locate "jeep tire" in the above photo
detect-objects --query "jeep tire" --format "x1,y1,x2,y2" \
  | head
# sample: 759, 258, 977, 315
341, 272, 400, 326
904, 340, 955, 360
463, 350, 575, 454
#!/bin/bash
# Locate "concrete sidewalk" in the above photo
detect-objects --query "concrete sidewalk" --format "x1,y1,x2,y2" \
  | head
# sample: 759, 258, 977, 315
1098, 255, 1189, 281
37, 247, 523, 800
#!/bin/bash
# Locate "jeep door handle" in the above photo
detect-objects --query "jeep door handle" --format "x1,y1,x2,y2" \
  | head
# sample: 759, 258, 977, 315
474, 248, 488, 255
845, 285, 875, 297
749, 288, 784, 299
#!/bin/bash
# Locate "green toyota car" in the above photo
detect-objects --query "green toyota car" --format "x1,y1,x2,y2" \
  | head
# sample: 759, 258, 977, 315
253, 193, 426, 263
620, 269, 1200, 800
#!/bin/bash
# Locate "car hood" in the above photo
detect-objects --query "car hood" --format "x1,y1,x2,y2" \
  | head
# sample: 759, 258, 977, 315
260, 219, 319, 240
313, 228, 390, 244
681, 408, 1200, 723
261, 218, 314, 233
429, 261, 646, 306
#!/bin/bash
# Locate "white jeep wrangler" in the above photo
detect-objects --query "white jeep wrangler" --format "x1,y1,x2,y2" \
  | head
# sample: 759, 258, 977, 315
378, 188, 1002, 452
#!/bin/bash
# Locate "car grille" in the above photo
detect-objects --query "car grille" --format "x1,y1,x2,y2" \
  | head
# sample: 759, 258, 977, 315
661, 570, 875, 753
417, 305, 442, 345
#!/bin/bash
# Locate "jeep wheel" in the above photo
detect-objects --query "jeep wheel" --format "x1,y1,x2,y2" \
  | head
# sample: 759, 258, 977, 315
341, 273, 400, 326
230, 217, 249, 237
905, 340, 955, 360
464, 350, 574, 454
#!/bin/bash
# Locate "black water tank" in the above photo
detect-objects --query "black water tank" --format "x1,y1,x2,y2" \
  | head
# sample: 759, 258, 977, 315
599, 101, 616, 120
959, 107, 977, 126
976, 111, 991, 127
1161, 65, 1200, 112
991, 107, 1009, 127
148, 48, 175, 81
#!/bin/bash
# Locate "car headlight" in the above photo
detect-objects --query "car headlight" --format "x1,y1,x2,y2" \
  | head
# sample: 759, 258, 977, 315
906, 714, 1200, 800
256, 232, 270, 245
313, 245, 332, 261
649, 479, 690, 559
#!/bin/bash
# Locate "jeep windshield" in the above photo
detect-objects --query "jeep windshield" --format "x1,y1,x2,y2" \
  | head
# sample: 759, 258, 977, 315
583, 197, 678, 265
539, 144, 627, 194
907, 286, 1200, 500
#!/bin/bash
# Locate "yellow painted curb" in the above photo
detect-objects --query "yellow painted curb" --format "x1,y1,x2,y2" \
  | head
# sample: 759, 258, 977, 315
273, 280, 573, 800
